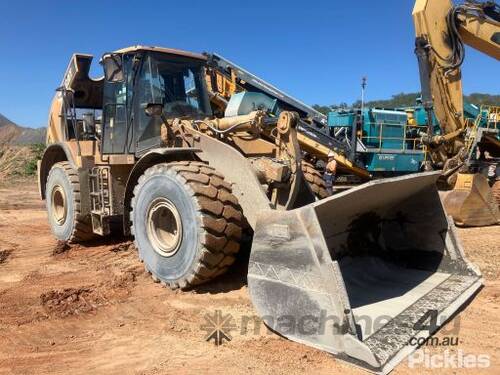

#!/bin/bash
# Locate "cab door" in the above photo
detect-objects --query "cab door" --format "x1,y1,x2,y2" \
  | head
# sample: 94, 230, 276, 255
101, 54, 133, 154
132, 53, 165, 154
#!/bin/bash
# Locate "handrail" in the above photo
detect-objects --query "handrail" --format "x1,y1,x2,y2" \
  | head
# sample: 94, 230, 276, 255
360, 120, 427, 152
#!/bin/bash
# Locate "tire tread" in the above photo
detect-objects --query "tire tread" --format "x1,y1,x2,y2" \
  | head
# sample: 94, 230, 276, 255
48, 162, 94, 242
301, 161, 330, 199
130, 161, 243, 290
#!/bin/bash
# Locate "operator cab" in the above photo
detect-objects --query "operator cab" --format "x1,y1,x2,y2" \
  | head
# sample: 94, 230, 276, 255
59, 46, 211, 156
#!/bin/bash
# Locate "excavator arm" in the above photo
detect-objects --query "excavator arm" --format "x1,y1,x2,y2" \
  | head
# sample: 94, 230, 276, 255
413, 0, 499, 157
413, 0, 500, 226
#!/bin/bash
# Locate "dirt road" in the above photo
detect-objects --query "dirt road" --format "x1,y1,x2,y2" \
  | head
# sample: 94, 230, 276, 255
0, 179, 498, 374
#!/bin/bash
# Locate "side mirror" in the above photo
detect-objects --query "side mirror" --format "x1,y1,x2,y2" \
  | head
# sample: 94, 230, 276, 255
145, 103, 164, 117
102, 54, 124, 82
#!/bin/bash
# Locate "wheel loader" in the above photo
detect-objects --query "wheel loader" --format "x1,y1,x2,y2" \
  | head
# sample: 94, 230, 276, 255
38, 45, 482, 374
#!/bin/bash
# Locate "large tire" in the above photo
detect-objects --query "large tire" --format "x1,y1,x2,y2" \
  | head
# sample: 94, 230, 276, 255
302, 161, 330, 199
130, 161, 243, 290
46, 162, 94, 242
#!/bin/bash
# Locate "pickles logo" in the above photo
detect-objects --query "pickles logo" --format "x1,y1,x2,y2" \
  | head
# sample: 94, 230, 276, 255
201, 310, 237, 346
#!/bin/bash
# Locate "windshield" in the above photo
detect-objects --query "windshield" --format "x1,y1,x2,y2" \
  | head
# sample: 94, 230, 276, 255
138, 52, 210, 119
133, 52, 211, 152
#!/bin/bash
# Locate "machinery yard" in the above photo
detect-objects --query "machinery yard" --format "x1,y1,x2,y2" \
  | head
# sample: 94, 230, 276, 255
0, 178, 499, 374
0, 0, 499, 374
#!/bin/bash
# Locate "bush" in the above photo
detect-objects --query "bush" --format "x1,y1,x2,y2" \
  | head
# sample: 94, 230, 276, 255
24, 143, 46, 176
24, 159, 38, 176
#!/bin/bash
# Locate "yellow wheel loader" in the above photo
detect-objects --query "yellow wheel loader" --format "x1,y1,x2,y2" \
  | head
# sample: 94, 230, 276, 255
39, 45, 482, 374
414, 0, 500, 226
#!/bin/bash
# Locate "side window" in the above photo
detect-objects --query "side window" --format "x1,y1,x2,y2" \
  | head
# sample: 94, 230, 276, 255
184, 69, 200, 110
134, 55, 163, 152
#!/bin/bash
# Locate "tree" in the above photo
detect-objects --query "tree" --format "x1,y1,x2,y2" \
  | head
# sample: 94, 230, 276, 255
313, 92, 499, 111
312, 105, 332, 115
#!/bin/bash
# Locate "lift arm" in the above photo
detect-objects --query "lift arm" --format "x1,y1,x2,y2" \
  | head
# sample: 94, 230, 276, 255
204, 53, 371, 179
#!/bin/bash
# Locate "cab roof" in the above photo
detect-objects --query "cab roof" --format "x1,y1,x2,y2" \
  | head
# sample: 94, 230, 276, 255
113, 45, 207, 61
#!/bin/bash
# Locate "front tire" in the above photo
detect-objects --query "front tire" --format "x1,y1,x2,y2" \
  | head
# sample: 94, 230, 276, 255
130, 161, 243, 290
46, 162, 94, 242
302, 161, 330, 199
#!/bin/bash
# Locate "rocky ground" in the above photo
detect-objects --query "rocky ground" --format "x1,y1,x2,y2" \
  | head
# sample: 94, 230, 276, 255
0, 179, 498, 374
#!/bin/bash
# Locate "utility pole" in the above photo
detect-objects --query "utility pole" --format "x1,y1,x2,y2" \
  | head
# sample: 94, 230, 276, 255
352, 77, 368, 162
361, 76, 367, 112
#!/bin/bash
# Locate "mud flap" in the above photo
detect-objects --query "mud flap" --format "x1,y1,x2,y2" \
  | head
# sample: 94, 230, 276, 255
442, 173, 500, 227
248, 172, 482, 374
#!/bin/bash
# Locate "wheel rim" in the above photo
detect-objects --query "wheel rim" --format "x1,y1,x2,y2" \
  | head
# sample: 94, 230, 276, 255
51, 185, 67, 225
146, 198, 183, 257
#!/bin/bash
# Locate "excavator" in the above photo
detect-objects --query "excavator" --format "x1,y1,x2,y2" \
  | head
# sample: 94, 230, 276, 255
37, 1, 488, 374
414, 0, 500, 226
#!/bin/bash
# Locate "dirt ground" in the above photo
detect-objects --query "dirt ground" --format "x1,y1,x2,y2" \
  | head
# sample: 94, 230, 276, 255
0, 179, 498, 375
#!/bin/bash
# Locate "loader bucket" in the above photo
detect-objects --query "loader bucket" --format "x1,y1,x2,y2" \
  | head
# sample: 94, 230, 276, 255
441, 173, 500, 227
248, 172, 482, 374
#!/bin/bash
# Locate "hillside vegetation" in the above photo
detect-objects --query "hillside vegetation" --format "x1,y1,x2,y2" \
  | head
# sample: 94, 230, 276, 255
0, 143, 45, 179
0, 113, 46, 179
313, 92, 500, 115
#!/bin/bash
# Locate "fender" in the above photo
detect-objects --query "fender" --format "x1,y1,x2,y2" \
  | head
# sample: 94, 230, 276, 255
122, 148, 201, 235
38, 143, 77, 199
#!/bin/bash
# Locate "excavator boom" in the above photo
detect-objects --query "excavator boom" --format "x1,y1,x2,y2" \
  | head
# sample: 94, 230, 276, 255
413, 0, 500, 226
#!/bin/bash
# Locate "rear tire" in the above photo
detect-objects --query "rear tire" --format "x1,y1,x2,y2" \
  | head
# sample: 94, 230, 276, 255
302, 161, 330, 199
130, 161, 243, 290
46, 162, 94, 242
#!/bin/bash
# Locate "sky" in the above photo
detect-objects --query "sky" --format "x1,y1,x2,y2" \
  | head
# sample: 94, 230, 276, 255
0, 0, 498, 128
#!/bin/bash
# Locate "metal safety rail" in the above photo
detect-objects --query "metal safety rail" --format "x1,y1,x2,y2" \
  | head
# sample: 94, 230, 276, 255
482, 105, 500, 132
465, 105, 500, 164
360, 120, 428, 154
